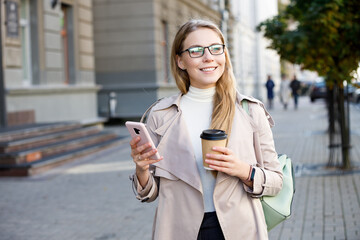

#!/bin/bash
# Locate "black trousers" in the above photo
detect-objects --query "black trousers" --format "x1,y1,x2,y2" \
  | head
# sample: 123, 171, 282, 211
197, 212, 225, 240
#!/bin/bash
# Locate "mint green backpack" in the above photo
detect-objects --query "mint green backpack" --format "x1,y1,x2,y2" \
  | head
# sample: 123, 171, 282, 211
242, 100, 295, 231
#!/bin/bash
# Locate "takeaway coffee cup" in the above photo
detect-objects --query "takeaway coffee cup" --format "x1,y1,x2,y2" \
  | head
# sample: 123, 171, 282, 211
200, 129, 227, 170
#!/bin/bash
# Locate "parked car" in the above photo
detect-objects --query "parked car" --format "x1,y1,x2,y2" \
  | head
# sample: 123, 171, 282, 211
353, 89, 360, 103
309, 81, 327, 102
309, 80, 359, 103
350, 82, 360, 103
299, 80, 313, 96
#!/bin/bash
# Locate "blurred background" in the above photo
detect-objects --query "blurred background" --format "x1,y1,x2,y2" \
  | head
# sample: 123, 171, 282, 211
0, 0, 322, 127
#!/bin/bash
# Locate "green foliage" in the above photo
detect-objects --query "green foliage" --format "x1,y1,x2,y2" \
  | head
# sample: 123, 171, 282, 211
257, 0, 360, 86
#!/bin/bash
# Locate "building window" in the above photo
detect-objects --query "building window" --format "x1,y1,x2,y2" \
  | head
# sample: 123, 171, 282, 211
161, 20, 170, 83
61, 3, 75, 84
20, 0, 32, 86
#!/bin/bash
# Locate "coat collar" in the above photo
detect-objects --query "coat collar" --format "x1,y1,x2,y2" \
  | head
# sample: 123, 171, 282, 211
152, 93, 182, 112
148, 91, 273, 127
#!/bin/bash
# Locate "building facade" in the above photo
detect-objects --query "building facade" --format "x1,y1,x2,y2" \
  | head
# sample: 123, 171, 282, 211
93, 0, 281, 119
229, 0, 281, 100
93, 0, 222, 119
0, 0, 98, 126
0, 0, 281, 126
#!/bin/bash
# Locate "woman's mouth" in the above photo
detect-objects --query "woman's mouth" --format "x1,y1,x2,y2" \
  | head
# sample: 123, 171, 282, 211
200, 67, 217, 72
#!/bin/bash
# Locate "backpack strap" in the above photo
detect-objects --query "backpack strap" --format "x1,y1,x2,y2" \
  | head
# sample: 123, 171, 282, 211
241, 99, 250, 115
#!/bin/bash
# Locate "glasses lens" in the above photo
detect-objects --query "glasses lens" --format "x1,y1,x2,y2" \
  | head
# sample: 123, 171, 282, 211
209, 45, 224, 55
188, 47, 204, 58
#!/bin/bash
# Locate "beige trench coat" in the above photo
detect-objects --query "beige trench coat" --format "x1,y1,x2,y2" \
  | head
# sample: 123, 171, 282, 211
130, 92, 283, 240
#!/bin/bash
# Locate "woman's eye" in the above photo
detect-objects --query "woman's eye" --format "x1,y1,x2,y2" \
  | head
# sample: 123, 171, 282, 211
190, 48, 203, 54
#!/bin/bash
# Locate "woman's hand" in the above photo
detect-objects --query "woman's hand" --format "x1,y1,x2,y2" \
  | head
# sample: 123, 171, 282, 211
130, 137, 163, 187
205, 147, 251, 182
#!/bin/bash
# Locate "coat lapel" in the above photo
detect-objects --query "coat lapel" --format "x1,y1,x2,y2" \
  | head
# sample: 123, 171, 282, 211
152, 95, 203, 194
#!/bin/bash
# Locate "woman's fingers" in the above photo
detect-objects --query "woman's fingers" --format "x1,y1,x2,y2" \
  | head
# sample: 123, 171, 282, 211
129, 137, 140, 149
136, 156, 163, 171
204, 147, 250, 180
211, 146, 233, 155
205, 153, 232, 164
138, 157, 163, 166
141, 148, 159, 159
136, 142, 152, 154
130, 136, 162, 172
204, 147, 239, 175
205, 147, 235, 163
136, 148, 162, 163
131, 141, 162, 164
131, 141, 152, 157
205, 158, 230, 168
206, 164, 227, 172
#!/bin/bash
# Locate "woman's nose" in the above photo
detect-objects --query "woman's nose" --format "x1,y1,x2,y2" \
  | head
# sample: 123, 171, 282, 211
202, 48, 214, 62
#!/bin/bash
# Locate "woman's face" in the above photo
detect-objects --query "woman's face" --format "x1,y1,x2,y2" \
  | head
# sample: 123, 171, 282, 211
176, 28, 226, 89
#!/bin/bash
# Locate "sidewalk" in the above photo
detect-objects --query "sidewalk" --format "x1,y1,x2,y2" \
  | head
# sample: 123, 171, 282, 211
268, 97, 360, 240
0, 97, 359, 240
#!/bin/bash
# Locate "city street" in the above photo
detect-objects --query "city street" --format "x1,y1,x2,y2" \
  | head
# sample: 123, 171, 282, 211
0, 97, 359, 240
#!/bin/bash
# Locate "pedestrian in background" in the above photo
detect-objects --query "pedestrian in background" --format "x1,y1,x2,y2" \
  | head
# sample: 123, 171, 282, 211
279, 74, 291, 110
265, 75, 275, 109
129, 19, 282, 240
290, 75, 301, 109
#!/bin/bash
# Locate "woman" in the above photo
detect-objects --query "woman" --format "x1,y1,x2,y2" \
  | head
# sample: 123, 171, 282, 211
129, 19, 283, 240
280, 74, 291, 110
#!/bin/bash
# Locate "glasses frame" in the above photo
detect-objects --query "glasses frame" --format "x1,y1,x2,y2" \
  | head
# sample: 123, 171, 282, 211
179, 44, 225, 58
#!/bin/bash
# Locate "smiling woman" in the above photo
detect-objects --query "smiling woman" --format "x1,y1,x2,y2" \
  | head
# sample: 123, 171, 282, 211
176, 28, 226, 90
128, 19, 282, 240
171, 22, 236, 136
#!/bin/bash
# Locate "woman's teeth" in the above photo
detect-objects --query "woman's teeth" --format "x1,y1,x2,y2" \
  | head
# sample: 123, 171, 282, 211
201, 67, 216, 72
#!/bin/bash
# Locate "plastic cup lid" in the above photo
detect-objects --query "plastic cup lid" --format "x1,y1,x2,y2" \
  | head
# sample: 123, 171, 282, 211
200, 129, 227, 140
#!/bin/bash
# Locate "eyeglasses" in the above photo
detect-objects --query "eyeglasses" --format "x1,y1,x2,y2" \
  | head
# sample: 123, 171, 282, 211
179, 44, 225, 58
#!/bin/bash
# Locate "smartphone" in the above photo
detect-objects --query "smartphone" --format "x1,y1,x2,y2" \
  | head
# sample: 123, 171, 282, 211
125, 121, 161, 160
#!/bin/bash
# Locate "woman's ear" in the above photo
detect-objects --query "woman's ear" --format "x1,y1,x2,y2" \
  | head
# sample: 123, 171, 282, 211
176, 55, 185, 70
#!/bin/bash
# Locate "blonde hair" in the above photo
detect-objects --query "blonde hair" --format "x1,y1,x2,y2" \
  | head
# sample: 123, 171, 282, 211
170, 19, 237, 137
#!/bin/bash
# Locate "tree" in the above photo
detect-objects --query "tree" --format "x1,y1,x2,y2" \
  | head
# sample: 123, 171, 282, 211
257, 0, 360, 169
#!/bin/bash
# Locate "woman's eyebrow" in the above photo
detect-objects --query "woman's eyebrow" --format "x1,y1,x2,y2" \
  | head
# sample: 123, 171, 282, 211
185, 45, 202, 49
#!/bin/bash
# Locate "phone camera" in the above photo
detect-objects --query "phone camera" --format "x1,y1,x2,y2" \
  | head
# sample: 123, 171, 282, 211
133, 128, 140, 134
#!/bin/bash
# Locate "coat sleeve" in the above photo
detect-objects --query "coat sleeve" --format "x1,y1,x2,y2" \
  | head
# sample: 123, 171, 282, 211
130, 167, 159, 202
243, 103, 283, 197
129, 109, 160, 203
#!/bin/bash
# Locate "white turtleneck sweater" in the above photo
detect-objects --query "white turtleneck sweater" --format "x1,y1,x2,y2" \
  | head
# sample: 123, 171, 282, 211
180, 86, 216, 213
